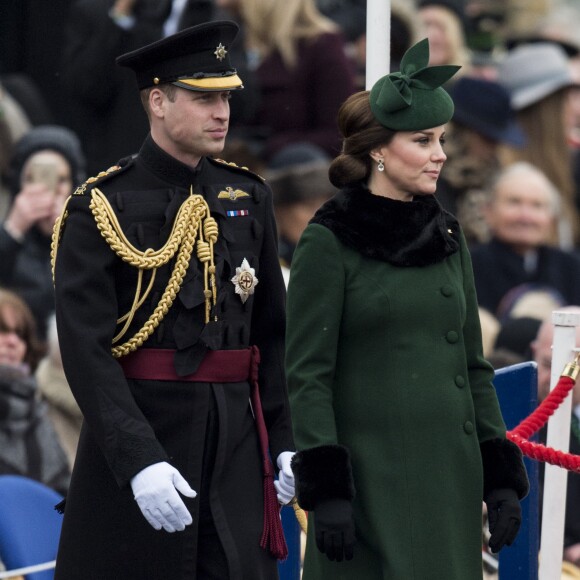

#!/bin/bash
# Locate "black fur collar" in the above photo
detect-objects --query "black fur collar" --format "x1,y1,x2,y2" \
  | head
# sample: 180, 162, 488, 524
311, 183, 460, 267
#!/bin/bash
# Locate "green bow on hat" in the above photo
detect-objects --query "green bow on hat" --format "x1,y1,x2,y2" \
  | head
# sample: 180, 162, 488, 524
370, 38, 461, 131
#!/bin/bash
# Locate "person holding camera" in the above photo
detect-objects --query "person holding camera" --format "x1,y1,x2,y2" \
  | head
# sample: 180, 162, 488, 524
1, 125, 86, 340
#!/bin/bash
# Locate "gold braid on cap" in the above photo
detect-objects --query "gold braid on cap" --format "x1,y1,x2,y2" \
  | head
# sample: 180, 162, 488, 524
51, 186, 218, 358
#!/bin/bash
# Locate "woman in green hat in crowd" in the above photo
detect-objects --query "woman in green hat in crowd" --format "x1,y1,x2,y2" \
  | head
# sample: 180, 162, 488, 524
285, 38, 529, 579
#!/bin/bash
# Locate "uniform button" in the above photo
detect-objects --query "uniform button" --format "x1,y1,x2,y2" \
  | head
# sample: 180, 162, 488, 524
463, 421, 474, 434
441, 285, 453, 297
446, 331, 459, 343
455, 375, 465, 388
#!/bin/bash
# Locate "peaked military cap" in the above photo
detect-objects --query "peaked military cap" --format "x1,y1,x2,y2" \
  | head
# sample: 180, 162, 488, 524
116, 20, 243, 91
369, 38, 460, 131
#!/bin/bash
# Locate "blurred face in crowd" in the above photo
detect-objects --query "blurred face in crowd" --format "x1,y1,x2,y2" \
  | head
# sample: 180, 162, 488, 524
532, 319, 554, 402
532, 313, 580, 406
275, 198, 328, 245
566, 86, 580, 145
21, 150, 73, 236
149, 86, 231, 167
419, 5, 461, 66
370, 126, 447, 201
0, 305, 27, 368
485, 168, 556, 254
564, 59, 580, 144
462, 128, 497, 162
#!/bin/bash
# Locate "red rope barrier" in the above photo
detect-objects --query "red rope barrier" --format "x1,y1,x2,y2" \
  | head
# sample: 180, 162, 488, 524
506, 366, 580, 472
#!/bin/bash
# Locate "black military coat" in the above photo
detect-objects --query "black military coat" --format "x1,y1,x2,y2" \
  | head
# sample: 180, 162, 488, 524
53, 135, 293, 579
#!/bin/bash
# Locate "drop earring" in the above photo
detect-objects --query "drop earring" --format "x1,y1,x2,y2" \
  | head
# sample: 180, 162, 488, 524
378, 159, 385, 172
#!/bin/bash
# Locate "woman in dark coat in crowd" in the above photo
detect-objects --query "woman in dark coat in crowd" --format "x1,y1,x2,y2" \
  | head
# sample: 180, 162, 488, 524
0, 289, 70, 495
220, 0, 356, 163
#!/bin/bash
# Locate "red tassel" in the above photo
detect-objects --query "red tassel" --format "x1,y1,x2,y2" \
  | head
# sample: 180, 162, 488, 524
260, 467, 288, 561
249, 346, 289, 560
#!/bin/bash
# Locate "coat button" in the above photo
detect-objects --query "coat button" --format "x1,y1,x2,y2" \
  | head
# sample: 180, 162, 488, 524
441, 285, 453, 297
463, 421, 474, 434
455, 375, 465, 388
446, 331, 459, 343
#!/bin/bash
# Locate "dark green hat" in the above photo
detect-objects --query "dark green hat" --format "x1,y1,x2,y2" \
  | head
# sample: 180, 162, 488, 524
369, 38, 460, 131
116, 20, 243, 92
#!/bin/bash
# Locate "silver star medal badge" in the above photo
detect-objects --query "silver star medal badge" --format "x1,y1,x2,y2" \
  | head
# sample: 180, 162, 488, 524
231, 258, 258, 303
214, 43, 227, 61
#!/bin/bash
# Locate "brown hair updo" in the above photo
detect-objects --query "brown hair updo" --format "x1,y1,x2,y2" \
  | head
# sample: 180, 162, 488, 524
329, 91, 397, 188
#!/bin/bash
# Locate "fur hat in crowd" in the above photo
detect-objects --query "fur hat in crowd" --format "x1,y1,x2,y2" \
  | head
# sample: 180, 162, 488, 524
8, 124, 87, 195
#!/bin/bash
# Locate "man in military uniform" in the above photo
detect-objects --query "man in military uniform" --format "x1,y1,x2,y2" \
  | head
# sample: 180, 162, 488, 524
52, 20, 295, 579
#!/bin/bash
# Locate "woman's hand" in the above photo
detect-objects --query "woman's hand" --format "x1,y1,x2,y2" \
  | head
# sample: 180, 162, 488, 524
4, 183, 56, 240
485, 488, 522, 553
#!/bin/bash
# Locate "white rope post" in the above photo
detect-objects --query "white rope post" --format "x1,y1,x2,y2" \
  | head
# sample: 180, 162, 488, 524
538, 310, 580, 579
365, 0, 391, 89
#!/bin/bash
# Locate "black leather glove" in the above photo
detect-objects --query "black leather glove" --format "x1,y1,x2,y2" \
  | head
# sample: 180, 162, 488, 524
313, 498, 355, 562
485, 488, 522, 553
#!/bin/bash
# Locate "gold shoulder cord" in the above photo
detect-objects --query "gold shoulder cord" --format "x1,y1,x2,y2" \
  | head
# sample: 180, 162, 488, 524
51, 186, 218, 358
51, 196, 71, 282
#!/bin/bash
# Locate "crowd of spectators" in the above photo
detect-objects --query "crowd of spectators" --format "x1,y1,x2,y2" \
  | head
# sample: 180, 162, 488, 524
3, 0, 580, 573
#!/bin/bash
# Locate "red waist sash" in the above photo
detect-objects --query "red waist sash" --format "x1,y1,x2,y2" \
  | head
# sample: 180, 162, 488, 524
119, 347, 252, 383
118, 345, 288, 560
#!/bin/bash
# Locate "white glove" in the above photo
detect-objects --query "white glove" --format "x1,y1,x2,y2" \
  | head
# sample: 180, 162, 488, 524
274, 451, 296, 505
130, 461, 197, 532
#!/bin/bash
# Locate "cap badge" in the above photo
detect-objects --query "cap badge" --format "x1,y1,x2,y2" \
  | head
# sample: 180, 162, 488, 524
218, 186, 250, 201
231, 258, 258, 303
214, 43, 228, 61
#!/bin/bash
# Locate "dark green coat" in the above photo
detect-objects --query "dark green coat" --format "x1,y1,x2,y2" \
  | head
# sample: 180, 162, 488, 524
286, 187, 508, 579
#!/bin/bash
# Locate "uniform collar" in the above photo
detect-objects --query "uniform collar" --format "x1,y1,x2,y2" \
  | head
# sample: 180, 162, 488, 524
138, 134, 204, 186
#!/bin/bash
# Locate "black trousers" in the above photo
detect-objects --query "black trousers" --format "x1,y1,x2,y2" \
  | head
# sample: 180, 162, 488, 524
197, 390, 229, 579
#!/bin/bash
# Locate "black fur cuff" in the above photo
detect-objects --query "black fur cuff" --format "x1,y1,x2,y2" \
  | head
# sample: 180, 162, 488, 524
481, 438, 529, 500
291, 444, 355, 511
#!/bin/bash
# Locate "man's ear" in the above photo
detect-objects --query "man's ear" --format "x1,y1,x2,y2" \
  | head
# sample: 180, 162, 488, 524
149, 88, 166, 118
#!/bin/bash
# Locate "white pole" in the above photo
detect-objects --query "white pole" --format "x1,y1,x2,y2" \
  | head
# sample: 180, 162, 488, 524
365, 0, 391, 90
538, 310, 580, 580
